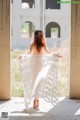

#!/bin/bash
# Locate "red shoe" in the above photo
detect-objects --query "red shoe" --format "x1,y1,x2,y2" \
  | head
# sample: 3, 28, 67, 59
33, 98, 39, 109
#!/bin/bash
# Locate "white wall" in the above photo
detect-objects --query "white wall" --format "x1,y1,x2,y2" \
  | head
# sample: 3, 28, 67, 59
11, 0, 71, 49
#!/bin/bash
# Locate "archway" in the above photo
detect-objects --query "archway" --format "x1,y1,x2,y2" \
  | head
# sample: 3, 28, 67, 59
46, 22, 60, 38
22, 0, 35, 8
21, 21, 35, 39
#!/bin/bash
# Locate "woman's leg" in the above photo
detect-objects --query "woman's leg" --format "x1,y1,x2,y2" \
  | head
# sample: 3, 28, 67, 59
33, 98, 39, 108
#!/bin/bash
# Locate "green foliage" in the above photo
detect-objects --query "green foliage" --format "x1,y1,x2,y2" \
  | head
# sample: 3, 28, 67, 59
51, 28, 58, 32
21, 22, 35, 32
11, 50, 26, 97
11, 84, 24, 97
22, 23, 29, 32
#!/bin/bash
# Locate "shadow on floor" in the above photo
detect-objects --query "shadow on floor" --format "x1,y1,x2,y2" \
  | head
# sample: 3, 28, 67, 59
0, 97, 80, 120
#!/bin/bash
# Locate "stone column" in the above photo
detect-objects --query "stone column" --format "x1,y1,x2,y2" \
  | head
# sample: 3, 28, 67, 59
12, 0, 22, 49
70, 3, 80, 98
0, 0, 10, 99
40, 0, 45, 34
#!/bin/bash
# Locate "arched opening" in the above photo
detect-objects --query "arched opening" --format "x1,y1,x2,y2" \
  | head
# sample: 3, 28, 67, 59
46, 22, 60, 38
21, 21, 35, 39
46, 0, 60, 9
22, 0, 35, 9
21, 3, 29, 9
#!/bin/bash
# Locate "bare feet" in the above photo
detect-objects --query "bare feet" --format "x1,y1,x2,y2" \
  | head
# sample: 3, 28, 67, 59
33, 98, 39, 109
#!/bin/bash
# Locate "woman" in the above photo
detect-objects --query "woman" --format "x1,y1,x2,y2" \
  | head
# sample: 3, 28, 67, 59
29, 30, 52, 108
19, 30, 60, 109
27, 30, 51, 55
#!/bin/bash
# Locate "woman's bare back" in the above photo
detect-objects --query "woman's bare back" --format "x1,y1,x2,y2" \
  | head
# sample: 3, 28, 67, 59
27, 46, 52, 55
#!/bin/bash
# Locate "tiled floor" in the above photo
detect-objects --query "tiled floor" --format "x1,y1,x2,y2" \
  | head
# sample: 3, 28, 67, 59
0, 97, 80, 120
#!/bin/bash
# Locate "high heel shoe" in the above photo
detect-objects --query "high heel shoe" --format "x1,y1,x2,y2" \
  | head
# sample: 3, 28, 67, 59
33, 98, 39, 109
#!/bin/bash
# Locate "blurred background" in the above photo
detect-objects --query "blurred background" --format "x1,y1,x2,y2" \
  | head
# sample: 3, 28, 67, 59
11, 0, 71, 97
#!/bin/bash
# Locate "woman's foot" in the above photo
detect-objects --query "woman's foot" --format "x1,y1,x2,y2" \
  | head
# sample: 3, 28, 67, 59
33, 98, 39, 109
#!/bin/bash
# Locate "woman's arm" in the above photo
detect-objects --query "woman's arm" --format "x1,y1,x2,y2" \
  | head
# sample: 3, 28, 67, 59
19, 49, 31, 60
19, 43, 33, 59
45, 46, 62, 57
45, 46, 52, 54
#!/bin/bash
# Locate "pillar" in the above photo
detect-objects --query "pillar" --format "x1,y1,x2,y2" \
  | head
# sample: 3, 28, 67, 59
40, 0, 45, 34
0, 0, 10, 99
70, 2, 80, 98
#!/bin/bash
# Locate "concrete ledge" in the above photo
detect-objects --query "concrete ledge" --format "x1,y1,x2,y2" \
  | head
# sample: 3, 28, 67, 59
0, 97, 80, 120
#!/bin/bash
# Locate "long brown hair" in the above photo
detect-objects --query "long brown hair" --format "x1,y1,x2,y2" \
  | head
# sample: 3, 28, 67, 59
30, 30, 46, 53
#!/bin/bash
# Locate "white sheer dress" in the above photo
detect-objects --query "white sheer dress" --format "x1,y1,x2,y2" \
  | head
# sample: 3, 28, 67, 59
19, 54, 59, 108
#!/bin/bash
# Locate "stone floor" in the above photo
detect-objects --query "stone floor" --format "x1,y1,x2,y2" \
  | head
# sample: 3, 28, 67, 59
0, 97, 80, 120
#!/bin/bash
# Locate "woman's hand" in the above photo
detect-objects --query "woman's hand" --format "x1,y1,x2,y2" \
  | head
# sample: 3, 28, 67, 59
54, 53, 62, 58
19, 56, 22, 60
56, 53, 62, 57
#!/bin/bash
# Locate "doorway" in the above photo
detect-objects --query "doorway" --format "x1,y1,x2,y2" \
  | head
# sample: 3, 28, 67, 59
11, 0, 71, 97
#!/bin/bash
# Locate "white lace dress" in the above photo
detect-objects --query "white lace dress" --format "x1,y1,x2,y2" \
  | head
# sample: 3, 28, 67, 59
19, 54, 59, 108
